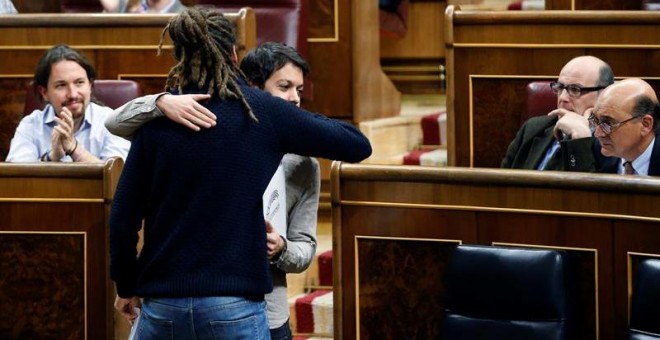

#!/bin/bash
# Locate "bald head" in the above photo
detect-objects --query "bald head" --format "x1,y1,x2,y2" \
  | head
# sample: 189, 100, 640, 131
555, 56, 613, 116
559, 56, 613, 88
598, 78, 658, 108
594, 78, 659, 130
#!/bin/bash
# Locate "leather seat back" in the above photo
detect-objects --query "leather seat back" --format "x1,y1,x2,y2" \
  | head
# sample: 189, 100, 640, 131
443, 245, 578, 340
629, 259, 660, 339
520, 81, 556, 126
197, 0, 309, 57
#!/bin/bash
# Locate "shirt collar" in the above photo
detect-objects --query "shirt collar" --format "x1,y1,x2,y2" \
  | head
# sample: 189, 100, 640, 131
142, 0, 176, 13
620, 137, 655, 176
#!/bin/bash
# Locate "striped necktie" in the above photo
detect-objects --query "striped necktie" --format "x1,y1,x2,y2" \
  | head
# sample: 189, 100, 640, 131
623, 161, 635, 175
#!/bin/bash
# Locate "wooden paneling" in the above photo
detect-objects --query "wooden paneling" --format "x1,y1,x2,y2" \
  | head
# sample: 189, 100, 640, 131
0, 158, 123, 340
306, 0, 401, 122
1, 233, 86, 338
13, 0, 61, 13
0, 10, 255, 161
547, 0, 644, 10
378, 0, 448, 93
380, 2, 446, 59
445, 7, 660, 167
332, 162, 660, 340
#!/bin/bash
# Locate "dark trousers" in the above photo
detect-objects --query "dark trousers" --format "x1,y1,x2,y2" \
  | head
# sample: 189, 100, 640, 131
269, 319, 292, 340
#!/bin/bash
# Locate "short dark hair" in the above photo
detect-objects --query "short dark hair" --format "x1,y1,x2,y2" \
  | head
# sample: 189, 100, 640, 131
596, 63, 615, 89
632, 95, 660, 132
239, 42, 310, 89
33, 44, 96, 101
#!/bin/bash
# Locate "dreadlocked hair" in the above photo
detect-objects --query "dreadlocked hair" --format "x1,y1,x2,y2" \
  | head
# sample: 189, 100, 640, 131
158, 7, 257, 122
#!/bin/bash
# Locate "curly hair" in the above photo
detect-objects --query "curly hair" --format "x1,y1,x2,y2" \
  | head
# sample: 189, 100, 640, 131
158, 7, 257, 122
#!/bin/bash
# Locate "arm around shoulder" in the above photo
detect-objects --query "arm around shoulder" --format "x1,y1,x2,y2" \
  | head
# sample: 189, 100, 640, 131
105, 93, 167, 140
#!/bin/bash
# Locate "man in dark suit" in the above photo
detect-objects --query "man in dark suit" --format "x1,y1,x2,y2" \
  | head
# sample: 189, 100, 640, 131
502, 56, 615, 171
591, 78, 660, 176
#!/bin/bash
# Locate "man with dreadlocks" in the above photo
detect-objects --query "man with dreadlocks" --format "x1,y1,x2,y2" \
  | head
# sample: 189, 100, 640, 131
108, 42, 317, 340
109, 7, 371, 339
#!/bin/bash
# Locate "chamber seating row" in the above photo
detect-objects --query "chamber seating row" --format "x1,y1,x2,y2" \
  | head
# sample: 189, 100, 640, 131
444, 5, 660, 167
331, 162, 660, 339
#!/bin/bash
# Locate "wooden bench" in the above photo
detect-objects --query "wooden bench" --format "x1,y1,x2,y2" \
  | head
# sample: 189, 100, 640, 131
332, 162, 660, 339
444, 5, 660, 168
0, 158, 123, 339
0, 9, 256, 161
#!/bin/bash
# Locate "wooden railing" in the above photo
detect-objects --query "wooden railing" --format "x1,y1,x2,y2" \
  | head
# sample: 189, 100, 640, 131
0, 9, 256, 161
444, 6, 660, 168
332, 162, 660, 339
0, 158, 123, 339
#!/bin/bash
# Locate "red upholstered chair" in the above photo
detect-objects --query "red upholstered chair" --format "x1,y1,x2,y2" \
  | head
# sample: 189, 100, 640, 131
508, 1, 523, 10
379, 0, 410, 39
196, 0, 311, 100
520, 81, 556, 126
195, 0, 309, 58
24, 80, 142, 115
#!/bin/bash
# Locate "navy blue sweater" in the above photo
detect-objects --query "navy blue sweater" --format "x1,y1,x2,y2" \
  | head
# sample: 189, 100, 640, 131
110, 84, 371, 298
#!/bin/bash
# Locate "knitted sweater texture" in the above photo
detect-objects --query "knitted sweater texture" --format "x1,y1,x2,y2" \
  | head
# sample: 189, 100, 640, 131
110, 85, 371, 298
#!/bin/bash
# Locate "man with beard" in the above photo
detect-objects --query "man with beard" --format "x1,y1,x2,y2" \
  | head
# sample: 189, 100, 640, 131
501, 55, 615, 171
6, 44, 130, 162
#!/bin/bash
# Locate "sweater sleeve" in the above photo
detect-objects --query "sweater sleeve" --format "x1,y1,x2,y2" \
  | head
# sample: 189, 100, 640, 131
264, 97, 372, 163
109, 129, 152, 297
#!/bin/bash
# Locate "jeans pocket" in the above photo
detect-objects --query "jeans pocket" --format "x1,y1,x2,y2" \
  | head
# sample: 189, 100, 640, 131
210, 314, 267, 340
138, 308, 174, 340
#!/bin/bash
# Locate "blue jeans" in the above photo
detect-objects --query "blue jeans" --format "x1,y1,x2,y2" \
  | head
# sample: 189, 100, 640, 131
134, 296, 270, 339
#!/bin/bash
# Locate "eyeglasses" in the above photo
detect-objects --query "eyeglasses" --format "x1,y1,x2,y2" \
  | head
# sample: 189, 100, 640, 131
550, 81, 606, 98
588, 112, 642, 135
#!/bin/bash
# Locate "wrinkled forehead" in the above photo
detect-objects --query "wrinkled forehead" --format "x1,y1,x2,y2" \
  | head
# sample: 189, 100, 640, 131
594, 92, 634, 119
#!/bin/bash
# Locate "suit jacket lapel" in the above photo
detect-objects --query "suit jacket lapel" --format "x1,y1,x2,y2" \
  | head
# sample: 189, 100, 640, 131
648, 134, 660, 176
524, 126, 556, 169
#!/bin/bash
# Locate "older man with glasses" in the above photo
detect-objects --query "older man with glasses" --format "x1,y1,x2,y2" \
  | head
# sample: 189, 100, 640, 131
590, 78, 660, 176
502, 55, 616, 171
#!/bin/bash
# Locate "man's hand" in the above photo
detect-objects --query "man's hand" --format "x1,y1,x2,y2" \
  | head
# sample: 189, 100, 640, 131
114, 295, 141, 325
53, 107, 77, 153
157, 94, 216, 131
265, 220, 285, 259
548, 108, 592, 140
49, 127, 65, 161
